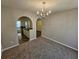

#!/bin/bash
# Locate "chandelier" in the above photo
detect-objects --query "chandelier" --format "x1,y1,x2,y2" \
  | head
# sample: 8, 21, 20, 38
37, 2, 52, 18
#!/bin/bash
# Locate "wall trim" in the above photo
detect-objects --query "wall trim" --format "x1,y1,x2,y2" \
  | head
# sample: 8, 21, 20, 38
42, 35, 78, 51
2, 43, 19, 52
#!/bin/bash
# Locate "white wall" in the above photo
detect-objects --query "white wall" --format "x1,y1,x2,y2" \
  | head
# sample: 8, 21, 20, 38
1, 7, 37, 50
42, 9, 78, 49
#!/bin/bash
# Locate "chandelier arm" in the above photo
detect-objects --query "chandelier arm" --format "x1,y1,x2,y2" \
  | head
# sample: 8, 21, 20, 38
36, 1, 52, 18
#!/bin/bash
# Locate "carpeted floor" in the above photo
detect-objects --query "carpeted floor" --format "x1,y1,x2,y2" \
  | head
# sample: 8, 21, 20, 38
2, 37, 78, 59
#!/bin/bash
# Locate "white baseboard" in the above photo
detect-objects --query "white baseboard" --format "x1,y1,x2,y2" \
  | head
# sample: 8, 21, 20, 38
42, 35, 78, 51
2, 43, 19, 52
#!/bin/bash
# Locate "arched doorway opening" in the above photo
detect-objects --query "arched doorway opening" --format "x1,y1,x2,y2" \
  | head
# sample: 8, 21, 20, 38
36, 18, 43, 37
16, 16, 32, 44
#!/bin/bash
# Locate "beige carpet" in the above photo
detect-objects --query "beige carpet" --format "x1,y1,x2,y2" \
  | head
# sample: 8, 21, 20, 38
2, 37, 78, 59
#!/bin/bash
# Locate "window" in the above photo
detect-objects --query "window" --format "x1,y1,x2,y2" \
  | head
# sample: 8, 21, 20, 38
25, 22, 28, 28
16, 21, 21, 29
16, 21, 21, 27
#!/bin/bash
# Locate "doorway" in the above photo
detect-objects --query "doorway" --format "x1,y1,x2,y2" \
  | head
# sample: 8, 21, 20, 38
36, 18, 43, 37
16, 16, 32, 44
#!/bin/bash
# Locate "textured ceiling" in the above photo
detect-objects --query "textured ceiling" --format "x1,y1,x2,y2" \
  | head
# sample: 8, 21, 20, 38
1, 0, 78, 12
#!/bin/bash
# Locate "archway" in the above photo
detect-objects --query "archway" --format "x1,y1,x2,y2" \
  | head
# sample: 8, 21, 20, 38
36, 18, 43, 37
16, 16, 32, 44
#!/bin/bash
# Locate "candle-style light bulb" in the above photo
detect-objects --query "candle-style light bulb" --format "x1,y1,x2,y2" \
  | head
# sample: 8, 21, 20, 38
37, 11, 39, 14
42, 9, 44, 12
41, 13, 43, 16
49, 10, 51, 14
46, 13, 49, 15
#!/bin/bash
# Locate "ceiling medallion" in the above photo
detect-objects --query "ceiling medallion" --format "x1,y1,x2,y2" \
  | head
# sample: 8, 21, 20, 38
37, 1, 52, 18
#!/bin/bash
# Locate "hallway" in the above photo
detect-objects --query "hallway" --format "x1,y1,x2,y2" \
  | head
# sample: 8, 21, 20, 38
19, 34, 29, 44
